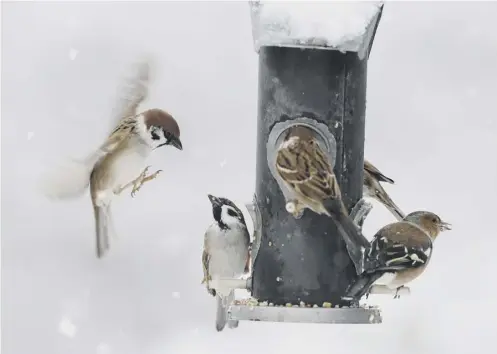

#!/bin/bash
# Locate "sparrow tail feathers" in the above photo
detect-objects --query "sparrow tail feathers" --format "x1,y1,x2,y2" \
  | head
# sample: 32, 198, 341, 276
216, 290, 238, 331
323, 198, 370, 274
94, 204, 111, 258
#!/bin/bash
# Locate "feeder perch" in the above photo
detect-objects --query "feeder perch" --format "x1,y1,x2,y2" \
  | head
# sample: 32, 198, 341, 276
226, 1, 385, 324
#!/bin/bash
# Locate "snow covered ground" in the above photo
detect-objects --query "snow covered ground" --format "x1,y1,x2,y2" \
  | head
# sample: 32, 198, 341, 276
2, 1, 497, 354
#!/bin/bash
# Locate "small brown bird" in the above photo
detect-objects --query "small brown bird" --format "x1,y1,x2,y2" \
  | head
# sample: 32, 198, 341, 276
363, 159, 405, 221
275, 125, 370, 268
90, 108, 182, 258
40, 60, 183, 258
347, 211, 451, 299
275, 125, 347, 217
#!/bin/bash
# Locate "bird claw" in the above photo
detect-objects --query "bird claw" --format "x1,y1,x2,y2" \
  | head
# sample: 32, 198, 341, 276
130, 166, 163, 198
393, 286, 403, 299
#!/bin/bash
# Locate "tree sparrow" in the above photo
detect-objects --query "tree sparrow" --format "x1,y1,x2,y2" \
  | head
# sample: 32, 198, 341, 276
40, 59, 183, 258
90, 108, 182, 258
363, 159, 405, 221
347, 211, 451, 299
202, 194, 250, 332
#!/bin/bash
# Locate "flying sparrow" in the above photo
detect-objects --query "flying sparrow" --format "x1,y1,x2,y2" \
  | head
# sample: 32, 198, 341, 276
202, 194, 250, 332
40, 59, 183, 258
363, 159, 405, 221
90, 108, 182, 258
40, 58, 153, 201
347, 211, 451, 299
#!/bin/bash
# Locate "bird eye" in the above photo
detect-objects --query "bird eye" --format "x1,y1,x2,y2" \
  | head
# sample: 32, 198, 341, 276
227, 208, 238, 218
151, 131, 160, 140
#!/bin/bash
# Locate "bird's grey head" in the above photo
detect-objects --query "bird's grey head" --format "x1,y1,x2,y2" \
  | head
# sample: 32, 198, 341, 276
207, 194, 246, 230
405, 211, 451, 239
138, 108, 182, 151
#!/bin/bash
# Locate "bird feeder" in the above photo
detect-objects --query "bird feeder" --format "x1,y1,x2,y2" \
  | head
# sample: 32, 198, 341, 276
221, 1, 390, 324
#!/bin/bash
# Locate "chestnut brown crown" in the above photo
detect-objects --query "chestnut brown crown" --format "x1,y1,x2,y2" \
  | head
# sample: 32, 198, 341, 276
142, 108, 182, 150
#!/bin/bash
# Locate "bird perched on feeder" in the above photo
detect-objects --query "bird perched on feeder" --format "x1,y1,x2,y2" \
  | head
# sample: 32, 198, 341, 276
40, 60, 183, 258
347, 211, 451, 299
275, 125, 370, 269
202, 194, 250, 332
363, 159, 405, 221
275, 125, 348, 217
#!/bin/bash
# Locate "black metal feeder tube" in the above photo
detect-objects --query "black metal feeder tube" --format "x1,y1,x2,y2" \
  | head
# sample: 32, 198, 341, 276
249, 4, 384, 307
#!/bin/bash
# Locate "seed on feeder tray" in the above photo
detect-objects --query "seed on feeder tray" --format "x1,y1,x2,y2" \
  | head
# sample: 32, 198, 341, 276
299, 301, 306, 307
259, 301, 268, 307
322, 302, 332, 308
285, 303, 292, 307
269, 303, 274, 307
247, 298, 259, 306
313, 304, 318, 308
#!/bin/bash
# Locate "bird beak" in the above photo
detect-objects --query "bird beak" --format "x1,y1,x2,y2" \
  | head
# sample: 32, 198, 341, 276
170, 137, 182, 150
208, 194, 222, 207
439, 220, 452, 231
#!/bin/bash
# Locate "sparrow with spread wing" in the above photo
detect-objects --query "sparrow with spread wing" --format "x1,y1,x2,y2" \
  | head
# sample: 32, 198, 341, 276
89, 109, 182, 257
40, 59, 182, 258
202, 194, 250, 332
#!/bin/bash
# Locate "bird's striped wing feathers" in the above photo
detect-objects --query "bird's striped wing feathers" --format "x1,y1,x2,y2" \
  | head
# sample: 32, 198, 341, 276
276, 138, 341, 202
109, 60, 150, 134
367, 222, 432, 272
364, 160, 394, 184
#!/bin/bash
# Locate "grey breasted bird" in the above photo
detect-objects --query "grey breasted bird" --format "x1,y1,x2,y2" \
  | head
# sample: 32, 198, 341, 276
202, 194, 250, 332
347, 211, 451, 299
363, 159, 405, 221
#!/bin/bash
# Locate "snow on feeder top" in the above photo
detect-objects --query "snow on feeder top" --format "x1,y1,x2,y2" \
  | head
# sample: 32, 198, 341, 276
250, 1, 384, 58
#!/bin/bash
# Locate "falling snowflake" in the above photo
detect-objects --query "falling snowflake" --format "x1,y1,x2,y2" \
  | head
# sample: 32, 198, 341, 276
69, 48, 79, 61
58, 317, 77, 338
171, 291, 181, 299
27, 132, 34, 140
219, 159, 227, 168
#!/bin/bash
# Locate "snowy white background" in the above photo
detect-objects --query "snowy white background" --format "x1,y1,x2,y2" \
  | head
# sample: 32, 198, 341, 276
2, 1, 497, 354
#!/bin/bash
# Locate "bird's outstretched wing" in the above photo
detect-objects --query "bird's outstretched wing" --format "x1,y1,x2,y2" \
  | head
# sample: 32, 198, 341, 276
85, 116, 137, 169
108, 59, 151, 134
